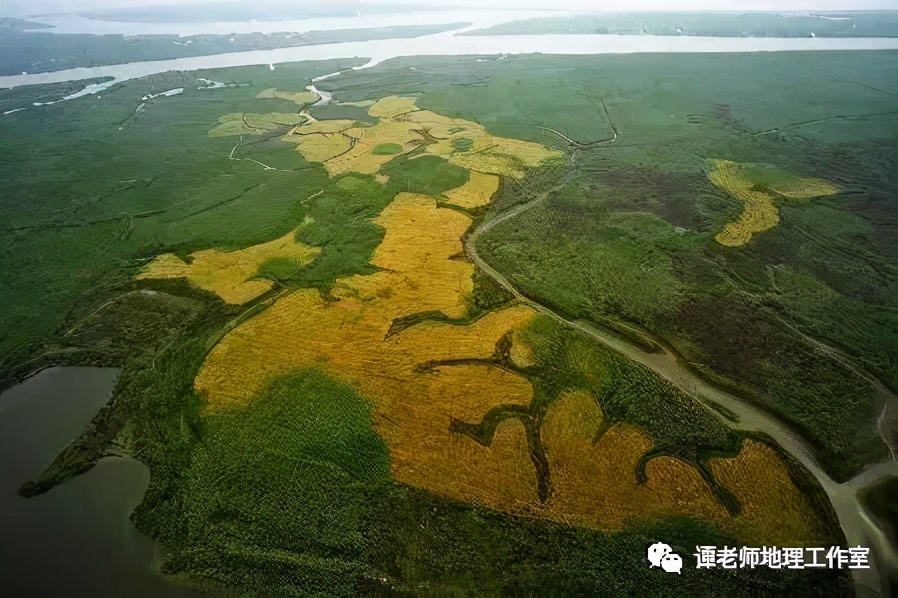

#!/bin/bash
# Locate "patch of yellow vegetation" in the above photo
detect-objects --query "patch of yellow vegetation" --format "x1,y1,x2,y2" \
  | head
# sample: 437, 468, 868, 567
276, 90, 318, 105
209, 112, 306, 137
537, 391, 825, 545
288, 117, 358, 135
368, 193, 473, 317
368, 95, 419, 119
446, 136, 558, 178
323, 139, 404, 176
339, 99, 376, 108
386, 366, 540, 513
709, 159, 838, 247
539, 391, 722, 529
710, 440, 824, 546
279, 95, 560, 178
443, 171, 500, 209
193, 192, 540, 509
137, 230, 318, 304
290, 133, 353, 163
255, 88, 318, 104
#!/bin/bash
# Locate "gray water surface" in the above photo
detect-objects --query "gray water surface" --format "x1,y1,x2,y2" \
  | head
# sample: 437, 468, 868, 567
2, 33, 898, 92
0, 367, 191, 597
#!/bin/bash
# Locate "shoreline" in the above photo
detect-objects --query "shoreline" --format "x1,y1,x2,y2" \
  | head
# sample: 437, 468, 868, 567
3, 34, 898, 92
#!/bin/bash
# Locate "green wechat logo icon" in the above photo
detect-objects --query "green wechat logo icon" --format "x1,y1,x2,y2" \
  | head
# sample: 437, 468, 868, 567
648, 542, 683, 574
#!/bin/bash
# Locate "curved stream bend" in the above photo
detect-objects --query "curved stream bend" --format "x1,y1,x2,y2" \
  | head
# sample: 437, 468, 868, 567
465, 173, 898, 597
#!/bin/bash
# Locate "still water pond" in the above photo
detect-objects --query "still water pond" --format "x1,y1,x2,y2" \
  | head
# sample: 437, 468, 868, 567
0, 367, 191, 597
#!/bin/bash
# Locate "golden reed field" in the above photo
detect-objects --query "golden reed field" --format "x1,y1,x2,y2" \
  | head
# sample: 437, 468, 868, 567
709, 159, 838, 247
141, 94, 830, 546
138, 229, 318, 304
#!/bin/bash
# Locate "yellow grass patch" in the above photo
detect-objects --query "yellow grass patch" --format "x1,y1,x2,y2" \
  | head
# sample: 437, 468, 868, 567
209, 112, 306, 137
385, 366, 539, 513
276, 90, 318, 105
710, 440, 825, 546
287, 118, 357, 135
339, 99, 376, 108
323, 143, 397, 176
290, 133, 353, 163
255, 88, 318, 104
278, 95, 560, 178
539, 391, 723, 529
537, 391, 823, 545
443, 171, 500, 209
137, 230, 318, 304
368, 95, 419, 119
709, 159, 838, 246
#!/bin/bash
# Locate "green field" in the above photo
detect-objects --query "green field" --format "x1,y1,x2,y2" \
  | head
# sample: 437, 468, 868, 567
2, 50, 894, 596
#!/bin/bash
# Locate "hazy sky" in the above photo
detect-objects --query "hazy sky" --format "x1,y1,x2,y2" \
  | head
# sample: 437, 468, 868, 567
6, 0, 896, 17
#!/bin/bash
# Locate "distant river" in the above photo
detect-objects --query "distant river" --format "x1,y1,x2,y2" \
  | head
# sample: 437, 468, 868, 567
0, 367, 191, 597
24, 10, 550, 37
2, 32, 897, 92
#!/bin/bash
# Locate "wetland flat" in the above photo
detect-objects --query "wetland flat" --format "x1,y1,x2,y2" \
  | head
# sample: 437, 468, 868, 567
1, 22, 895, 597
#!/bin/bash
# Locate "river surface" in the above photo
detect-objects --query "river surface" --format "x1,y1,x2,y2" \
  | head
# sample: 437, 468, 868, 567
2, 32, 898, 92
23, 10, 551, 37
0, 367, 190, 597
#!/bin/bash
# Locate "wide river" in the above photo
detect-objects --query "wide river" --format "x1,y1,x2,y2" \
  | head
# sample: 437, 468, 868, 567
2, 30, 898, 93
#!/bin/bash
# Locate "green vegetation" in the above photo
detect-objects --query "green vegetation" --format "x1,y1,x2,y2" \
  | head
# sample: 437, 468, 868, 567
382, 154, 470, 196
0, 60, 365, 379
372, 142, 403, 155
369, 491, 851, 597
859, 477, 898, 564
451, 137, 473, 151
292, 175, 394, 286
163, 369, 391, 596
465, 266, 515, 316
255, 256, 309, 283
